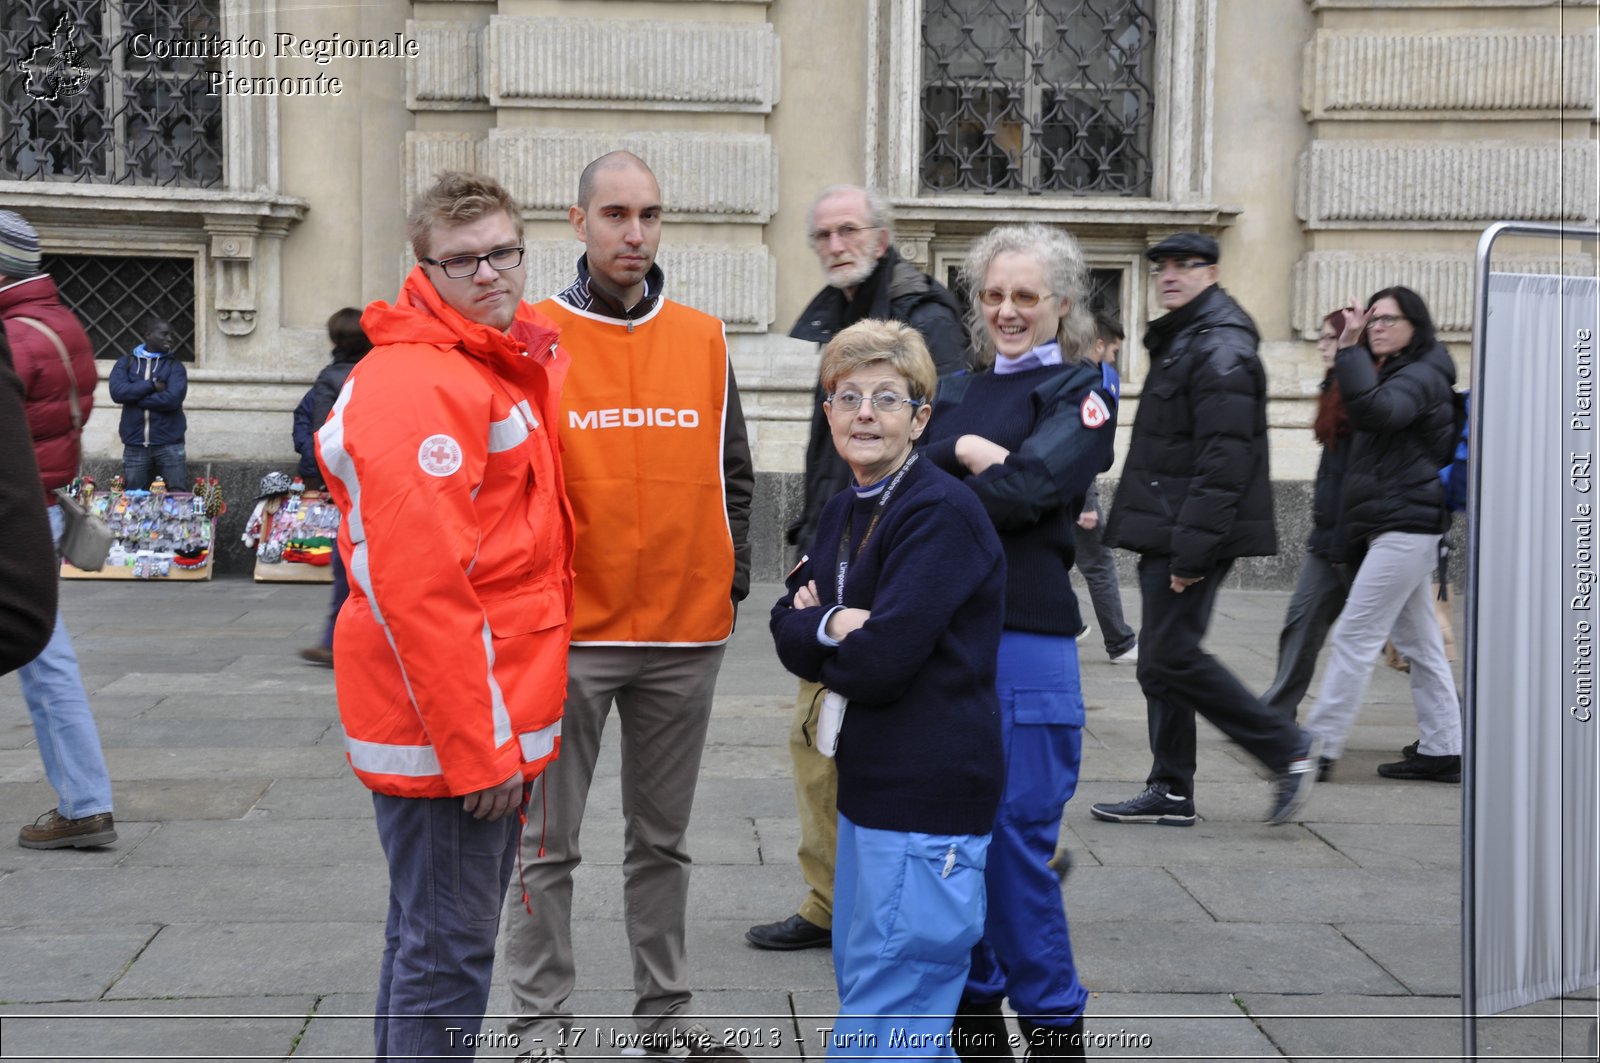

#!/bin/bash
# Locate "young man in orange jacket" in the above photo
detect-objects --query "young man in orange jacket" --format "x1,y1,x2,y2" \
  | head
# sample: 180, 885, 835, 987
316, 172, 575, 1062
501, 152, 754, 1061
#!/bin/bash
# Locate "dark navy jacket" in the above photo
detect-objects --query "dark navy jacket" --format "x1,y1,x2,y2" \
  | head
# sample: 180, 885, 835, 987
770, 456, 1006, 836
107, 346, 187, 447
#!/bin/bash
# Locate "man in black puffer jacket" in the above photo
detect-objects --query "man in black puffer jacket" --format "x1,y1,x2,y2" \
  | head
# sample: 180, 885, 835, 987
1096, 233, 1322, 828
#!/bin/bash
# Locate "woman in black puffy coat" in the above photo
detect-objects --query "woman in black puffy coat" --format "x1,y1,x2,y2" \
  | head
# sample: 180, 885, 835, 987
1303, 287, 1461, 782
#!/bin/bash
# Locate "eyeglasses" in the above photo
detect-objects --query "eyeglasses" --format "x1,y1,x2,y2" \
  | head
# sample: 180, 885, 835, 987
810, 224, 878, 248
827, 391, 923, 413
1368, 315, 1410, 328
421, 245, 525, 279
977, 288, 1054, 309
1148, 258, 1212, 276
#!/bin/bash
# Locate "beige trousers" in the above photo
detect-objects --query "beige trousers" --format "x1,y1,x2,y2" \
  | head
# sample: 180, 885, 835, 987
789, 679, 839, 930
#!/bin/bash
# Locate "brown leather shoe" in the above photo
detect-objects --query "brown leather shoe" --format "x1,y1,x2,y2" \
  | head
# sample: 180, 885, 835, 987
19, 809, 117, 850
298, 646, 334, 666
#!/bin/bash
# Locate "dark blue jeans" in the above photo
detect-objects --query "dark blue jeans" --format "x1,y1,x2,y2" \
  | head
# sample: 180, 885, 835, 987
122, 443, 188, 491
320, 546, 349, 651
372, 790, 525, 1061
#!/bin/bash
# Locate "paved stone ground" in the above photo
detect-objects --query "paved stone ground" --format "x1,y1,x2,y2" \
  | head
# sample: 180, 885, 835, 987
0, 578, 1593, 1062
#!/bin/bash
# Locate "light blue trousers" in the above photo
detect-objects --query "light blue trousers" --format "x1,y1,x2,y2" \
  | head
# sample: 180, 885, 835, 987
18, 505, 112, 820
828, 814, 989, 1060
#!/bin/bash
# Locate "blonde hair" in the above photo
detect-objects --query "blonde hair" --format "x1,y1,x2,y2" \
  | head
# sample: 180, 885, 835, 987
960, 223, 1096, 369
407, 171, 523, 261
818, 319, 938, 405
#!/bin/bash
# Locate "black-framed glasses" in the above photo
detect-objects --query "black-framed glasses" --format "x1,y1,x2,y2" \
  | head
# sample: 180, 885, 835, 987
827, 391, 923, 413
810, 224, 878, 248
421, 245, 525, 279
1369, 314, 1410, 328
1148, 258, 1211, 276
977, 287, 1054, 309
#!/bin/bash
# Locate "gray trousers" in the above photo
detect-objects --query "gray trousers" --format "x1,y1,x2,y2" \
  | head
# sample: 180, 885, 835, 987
1262, 553, 1352, 720
502, 643, 727, 1044
1071, 494, 1137, 657
1305, 532, 1461, 759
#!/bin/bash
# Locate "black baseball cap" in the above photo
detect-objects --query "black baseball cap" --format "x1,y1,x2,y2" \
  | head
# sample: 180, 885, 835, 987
1144, 232, 1220, 265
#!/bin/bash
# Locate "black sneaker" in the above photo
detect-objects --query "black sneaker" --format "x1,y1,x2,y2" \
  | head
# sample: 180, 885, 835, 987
1090, 782, 1196, 826
1317, 756, 1336, 782
1377, 751, 1461, 783
1401, 740, 1419, 759
1267, 733, 1323, 825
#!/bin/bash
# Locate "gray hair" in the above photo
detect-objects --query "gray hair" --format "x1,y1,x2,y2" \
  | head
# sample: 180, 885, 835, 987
805, 184, 893, 240
959, 223, 1096, 369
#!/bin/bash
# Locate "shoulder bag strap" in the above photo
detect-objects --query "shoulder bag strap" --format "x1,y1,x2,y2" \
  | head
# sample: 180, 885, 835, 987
13, 316, 82, 435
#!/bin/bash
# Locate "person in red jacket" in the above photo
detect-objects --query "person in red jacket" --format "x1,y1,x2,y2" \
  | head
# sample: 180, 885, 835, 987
0, 210, 117, 851
315, 172, 575, 1062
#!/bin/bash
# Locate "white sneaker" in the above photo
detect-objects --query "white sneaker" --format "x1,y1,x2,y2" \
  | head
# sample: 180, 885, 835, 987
1074, 622, 1093, 642
1110, 642, 1139, 664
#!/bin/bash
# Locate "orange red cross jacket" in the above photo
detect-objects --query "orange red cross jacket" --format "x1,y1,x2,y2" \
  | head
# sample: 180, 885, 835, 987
317, 267, 575, 798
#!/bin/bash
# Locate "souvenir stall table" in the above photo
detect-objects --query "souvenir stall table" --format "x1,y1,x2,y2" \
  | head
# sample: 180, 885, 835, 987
60, 476, 222, 581
245, 473, 340, 583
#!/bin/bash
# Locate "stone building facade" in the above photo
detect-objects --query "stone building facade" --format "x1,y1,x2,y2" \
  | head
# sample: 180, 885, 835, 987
2, 0, 1594, 579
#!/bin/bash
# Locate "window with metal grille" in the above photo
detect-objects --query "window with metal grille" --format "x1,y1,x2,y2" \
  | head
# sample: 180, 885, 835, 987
42, 253, 196, 361
1, 1, 223, 186
921, 0, 1156, 196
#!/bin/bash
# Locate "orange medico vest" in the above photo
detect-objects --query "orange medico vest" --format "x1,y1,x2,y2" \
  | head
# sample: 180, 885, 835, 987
319, 269, 575, 799
538, 296, 737, 646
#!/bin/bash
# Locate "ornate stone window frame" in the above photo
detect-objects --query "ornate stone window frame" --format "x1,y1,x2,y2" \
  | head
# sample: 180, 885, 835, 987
865, 0, 1237, 387
869, 0, 1228, 214
0, 0, 305, 355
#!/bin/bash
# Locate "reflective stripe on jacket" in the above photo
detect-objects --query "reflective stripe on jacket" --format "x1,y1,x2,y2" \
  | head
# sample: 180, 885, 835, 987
317, 267, 575, 798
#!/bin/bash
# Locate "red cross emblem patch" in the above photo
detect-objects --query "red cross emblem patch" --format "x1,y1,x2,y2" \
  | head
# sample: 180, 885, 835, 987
418, 434, 464, 477
1080, 392, 1110, 429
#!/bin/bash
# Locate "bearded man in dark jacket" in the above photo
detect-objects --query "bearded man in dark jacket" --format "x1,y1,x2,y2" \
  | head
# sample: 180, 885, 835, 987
748, 185, 967, 953
1096, 233, 1323, 828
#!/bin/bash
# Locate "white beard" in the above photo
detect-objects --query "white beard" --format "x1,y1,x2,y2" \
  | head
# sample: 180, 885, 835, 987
826, 257, 878, 291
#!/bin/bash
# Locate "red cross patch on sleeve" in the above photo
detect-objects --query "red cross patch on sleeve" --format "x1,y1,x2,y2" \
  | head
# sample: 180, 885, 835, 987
1081, 391, 1110, 429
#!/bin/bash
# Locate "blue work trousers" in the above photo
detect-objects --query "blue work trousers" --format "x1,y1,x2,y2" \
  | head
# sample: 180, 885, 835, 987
372, 790, 525, 1061
964, 629, 1089, 1029
829, 814, 989, 1059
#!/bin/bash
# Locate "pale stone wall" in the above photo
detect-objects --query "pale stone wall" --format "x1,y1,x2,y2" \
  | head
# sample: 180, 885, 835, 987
16, 0, 1592, 577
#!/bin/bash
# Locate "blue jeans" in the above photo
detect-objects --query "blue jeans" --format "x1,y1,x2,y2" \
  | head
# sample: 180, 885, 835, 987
320, 545, 348, 651
18, 506, 113, 820
372, 790, 525, 1062
829, 814, 989, 1059
122, 442, 188, 491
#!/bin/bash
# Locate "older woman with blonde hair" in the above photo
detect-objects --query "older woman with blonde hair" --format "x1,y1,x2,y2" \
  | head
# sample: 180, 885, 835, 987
923, 223, 1117, 1060
771, 319, 1007, 1058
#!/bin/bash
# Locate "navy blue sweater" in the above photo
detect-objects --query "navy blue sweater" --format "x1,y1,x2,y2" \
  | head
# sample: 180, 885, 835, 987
770, 456, 1006, 836
923, 362, 1117, 635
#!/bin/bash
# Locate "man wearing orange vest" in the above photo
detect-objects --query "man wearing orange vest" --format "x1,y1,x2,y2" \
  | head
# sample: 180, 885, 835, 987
316, 172, 574, 1062
502, 152, 753, 1061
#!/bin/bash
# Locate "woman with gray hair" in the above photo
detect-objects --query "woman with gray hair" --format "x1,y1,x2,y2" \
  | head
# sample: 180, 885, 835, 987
922, 223, 1117, 1060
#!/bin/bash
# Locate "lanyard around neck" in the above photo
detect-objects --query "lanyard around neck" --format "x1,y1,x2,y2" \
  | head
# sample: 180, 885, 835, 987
835, 451, 918, 604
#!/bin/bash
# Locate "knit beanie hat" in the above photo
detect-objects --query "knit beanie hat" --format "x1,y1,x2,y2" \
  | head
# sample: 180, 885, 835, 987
0, 211, 41, 278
